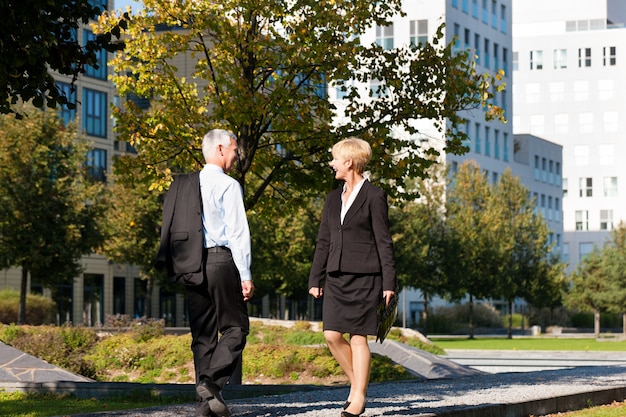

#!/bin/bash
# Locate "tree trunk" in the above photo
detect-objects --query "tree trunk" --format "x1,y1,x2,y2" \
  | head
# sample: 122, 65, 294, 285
468, 294, 474, 339
594, 309, 600, 338
507, 299, 513, 339
18, 266, 28, 325
623, 313, 626, 338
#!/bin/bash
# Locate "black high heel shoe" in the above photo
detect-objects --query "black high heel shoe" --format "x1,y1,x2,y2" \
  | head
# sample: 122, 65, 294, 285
340, 405, 365, 417
342, 401, 350, 410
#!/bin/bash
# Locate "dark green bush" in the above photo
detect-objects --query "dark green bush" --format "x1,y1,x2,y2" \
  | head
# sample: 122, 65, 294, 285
0, 289, 56, 325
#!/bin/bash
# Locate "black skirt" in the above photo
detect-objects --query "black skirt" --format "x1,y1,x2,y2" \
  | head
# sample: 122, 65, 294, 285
322, 272, 382, 335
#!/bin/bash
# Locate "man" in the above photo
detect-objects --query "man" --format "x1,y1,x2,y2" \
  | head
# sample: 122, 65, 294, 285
156, 128, 254, 417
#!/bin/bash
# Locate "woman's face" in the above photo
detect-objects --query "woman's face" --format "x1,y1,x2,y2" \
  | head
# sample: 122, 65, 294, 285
329, 152, 351, 181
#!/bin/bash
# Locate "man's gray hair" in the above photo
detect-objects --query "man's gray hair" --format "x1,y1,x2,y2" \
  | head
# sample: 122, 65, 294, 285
202, 129, 237, 160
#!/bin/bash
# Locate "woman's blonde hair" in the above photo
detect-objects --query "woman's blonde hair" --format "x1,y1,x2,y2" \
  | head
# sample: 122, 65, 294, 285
332, 137, 372, 175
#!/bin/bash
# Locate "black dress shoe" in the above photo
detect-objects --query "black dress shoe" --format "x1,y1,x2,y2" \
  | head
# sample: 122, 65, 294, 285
196, 378, 231, 417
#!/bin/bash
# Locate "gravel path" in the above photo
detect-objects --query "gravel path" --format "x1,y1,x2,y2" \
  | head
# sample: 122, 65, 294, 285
68, 365, 626, 417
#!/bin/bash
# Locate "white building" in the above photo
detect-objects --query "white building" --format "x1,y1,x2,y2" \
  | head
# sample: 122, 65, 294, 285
512, 0, 626, 273
329, 0, 567, 327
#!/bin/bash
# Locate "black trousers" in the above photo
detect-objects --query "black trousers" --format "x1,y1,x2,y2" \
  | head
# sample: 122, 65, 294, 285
185, 249, 249, 389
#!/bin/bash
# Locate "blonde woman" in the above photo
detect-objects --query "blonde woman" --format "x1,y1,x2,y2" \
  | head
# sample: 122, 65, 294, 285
309, 137, 397, 417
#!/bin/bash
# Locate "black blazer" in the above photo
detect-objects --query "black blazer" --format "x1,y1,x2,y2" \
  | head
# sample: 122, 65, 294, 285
154, 172, 204, 285
309, 180, 396, 291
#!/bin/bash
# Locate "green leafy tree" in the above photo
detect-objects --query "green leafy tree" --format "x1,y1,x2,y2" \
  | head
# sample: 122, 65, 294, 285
566, 248, 609, 337
0, 105, 107, 323
0, 0, 128, 116
490, 169, 565, 338
100, 166, 166, 317
445, 161, 499, 338
96, 0, 505, 216
592, 223, 626, 336
390, 164, 449, 334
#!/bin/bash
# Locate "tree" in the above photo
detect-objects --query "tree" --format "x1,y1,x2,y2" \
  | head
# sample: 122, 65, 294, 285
565, 248, 609, 337
445, 161, 499, 338
99, 166, 166, 318
96, 0, 505, 217
490, 169, 565, 338
0, 105, 107, 323
590, 222, 626, 336
390, 163, 449, 333
0, 1, 129, 116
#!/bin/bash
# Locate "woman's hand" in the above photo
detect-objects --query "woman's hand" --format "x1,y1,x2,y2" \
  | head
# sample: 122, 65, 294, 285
383, 290, 395, 306
309, 287, 323, 298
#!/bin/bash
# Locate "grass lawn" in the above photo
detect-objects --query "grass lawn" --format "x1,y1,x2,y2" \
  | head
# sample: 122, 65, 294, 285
430, 336, 626, 352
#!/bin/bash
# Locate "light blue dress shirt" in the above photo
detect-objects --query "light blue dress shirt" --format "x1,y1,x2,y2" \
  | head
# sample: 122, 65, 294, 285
199, 164, 252, 282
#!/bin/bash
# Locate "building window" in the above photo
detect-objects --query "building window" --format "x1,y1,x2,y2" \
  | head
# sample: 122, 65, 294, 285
464, 28, 471, 50
84, 29, 107, 80
579, 177, 592, 197
555, 198, 561, 221
600, 210, 614, 231
474, 122, 481, 153
604, 177, 618, 197
502, 47, 508, 75
494, 129, 500, 159
494, 43, 499, 70
83, 88, 107, 137
113, 277, 126, 315
484, 126, 491, 157
556, 162, 562, 186
575, 211, 589, 231
503, 132, 509, 162
599, 144, 615, 166
541, 157, 547, 182
549, 160, 554, 184
603, 46, 616, 66
452, 0, 459, 8
563, 178, 568, 198
410, 20, 428, 46
578, 47, 591, 67
530, 50, 543, 70
484, 39, 490, 68
579, 242, 594, 259
472, 0, 479, 19
491, 0, 498, 29
462, 0, 469, 14
376, 24, 394, 50
553, 49, 567, 69
500, 4, 507, 33
56, 82, 76, 125
554, 113, 569, 134
548, 196, 553, 221
87, 148, 107, 182
534, 155, 540, 181
481, 0, 488, 23
578, 112, 593, 133
370, 79, 387, 98
474, 34, 481, 65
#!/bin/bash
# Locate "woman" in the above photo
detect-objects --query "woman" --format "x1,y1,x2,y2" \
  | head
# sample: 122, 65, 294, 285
309, 137, 397, 417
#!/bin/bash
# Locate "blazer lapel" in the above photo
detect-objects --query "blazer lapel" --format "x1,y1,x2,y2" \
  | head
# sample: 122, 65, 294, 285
342, 180, 370, 226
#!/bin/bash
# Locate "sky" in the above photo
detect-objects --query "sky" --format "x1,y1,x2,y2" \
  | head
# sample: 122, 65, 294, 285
113, 0, 142, 12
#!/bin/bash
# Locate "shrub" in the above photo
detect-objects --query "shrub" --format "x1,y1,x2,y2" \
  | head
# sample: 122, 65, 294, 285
0, 289, 56, 325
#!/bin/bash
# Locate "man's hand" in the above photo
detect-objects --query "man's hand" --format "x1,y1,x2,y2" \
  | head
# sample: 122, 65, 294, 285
242, 280, 254, 302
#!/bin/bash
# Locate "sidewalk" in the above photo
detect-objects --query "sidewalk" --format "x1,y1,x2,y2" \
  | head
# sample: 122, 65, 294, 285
2, 340, 626, 416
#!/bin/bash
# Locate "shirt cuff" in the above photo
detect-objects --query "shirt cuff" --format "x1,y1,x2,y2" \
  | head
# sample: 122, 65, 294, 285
239, 270, 252, 281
